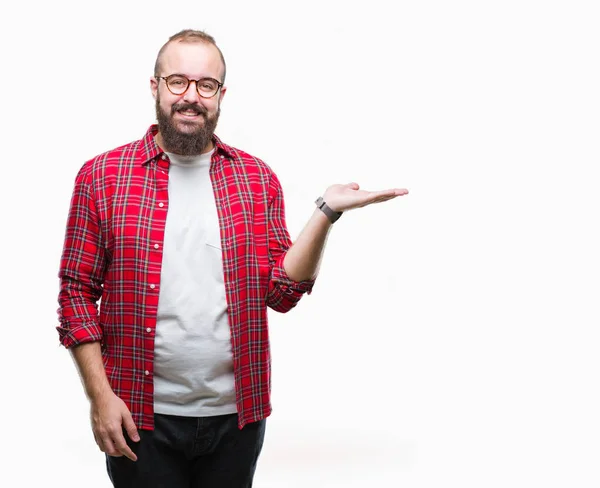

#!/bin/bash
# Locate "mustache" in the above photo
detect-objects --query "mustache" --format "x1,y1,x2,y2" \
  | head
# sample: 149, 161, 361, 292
171, 102, 208, 116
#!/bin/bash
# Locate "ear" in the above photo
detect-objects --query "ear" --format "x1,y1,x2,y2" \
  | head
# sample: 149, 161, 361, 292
218, 85, 227, 104
150, 77, 159, 100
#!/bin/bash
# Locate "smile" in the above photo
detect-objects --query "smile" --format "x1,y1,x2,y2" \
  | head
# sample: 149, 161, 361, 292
177, 110, 202, 117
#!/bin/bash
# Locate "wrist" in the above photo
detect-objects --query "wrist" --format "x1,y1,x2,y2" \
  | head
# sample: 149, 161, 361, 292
87, 381, 113, 402
312, 207, 333, 228
315, 196, 343, 223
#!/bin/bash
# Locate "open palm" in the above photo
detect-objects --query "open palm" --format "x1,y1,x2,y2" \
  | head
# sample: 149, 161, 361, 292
322, 182, 409, 212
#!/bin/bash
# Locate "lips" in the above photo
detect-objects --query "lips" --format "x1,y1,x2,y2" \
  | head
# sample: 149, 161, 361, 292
173, 104, 206, 118
178, 109, 201, 116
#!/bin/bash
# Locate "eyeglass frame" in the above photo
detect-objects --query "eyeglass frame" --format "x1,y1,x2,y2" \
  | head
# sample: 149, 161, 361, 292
155, 74, 224, 99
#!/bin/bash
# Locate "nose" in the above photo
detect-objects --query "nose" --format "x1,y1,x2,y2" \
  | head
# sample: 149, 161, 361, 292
182, 80, 201, 103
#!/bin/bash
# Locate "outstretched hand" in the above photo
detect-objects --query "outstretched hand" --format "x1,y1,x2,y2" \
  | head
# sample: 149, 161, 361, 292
322, 182, 409, 213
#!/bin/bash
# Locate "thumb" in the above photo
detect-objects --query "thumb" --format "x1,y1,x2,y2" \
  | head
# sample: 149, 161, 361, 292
122, 410, 140, 442
346, 182, 360, 190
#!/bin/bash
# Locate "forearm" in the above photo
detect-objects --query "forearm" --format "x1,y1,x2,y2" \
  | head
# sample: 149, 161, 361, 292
69, 342, 112, 401
283, 207, 333, 282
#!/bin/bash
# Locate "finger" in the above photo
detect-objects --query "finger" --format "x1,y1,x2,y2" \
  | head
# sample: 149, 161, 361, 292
366, 192, 395, 203
366, 189, 396, 199
93, 432, 106, 453
371, 188, 408, 198
112, 430, 138, 462
346, 182, 360, 190
371, 189, 408, 202
122, 412, 140, 443
369, 195, 398, 205
100, 434, 123, 457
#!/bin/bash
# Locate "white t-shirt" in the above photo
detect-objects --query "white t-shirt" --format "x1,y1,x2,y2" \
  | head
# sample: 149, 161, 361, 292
153, 149, 237, 417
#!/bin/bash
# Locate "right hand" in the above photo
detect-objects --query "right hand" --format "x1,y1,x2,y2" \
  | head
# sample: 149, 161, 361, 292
90, 390, 140, 461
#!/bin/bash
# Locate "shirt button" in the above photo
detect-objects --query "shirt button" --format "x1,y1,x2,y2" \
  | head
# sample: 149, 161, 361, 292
145, 370, 150, 376
150, 284, 156, 289
158, 202, 164, 208
146, 327, 152, 333
154, 244, 159, 249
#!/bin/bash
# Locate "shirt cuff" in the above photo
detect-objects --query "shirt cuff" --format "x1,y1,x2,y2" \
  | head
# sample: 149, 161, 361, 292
56, 321, 103, 349
270, 259, 316, 295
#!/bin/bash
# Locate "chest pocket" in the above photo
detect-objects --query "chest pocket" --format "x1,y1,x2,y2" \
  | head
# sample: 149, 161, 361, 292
203, 203, 223, 251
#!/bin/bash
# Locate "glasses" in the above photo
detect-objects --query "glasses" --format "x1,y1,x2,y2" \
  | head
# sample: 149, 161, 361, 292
156, 74, 223, 98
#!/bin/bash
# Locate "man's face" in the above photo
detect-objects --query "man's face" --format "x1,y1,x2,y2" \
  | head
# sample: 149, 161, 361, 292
151, 41, 226, 155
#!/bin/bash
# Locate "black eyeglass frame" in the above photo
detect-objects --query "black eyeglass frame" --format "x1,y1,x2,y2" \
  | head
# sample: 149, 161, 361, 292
156, 74, 224, 98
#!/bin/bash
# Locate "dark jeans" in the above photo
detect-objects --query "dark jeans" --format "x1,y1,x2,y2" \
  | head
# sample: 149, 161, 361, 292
106, 413, 266, 488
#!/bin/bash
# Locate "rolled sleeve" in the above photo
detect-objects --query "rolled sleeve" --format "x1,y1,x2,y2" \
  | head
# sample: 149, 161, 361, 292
270, 259, 315, 293
56, 320, 103, 349
267, 256, 315, 312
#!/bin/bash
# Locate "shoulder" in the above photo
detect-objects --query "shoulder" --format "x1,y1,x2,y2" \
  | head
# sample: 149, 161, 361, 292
214, 136, 277, 178
75, 135, 146, 184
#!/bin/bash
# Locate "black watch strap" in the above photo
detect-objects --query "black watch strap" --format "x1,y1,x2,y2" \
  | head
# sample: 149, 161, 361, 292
315, 197, 343, 223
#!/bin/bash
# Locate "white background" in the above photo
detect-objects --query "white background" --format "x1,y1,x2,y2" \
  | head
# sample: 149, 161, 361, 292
1, 0, 599, 486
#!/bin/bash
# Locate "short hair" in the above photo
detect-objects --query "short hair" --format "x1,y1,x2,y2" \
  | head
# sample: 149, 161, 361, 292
154, 29, 227, 83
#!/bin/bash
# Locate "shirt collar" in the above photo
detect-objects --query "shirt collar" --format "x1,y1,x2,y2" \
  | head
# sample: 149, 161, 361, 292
137, 124, 235, 166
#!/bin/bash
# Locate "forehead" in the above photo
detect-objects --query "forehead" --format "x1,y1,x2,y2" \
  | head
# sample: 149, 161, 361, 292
160, 41, 223, 79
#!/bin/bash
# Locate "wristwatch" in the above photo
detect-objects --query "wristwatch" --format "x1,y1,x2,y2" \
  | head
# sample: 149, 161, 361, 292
315, 197, 343, 223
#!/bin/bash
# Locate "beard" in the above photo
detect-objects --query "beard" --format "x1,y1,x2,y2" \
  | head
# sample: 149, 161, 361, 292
155, 97, 220, 156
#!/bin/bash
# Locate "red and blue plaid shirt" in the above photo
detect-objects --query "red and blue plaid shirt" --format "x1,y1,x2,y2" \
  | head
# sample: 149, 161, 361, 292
56, 125, 315, 430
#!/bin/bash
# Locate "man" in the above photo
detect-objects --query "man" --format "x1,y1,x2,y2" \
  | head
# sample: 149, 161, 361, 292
56, 29, 408, 488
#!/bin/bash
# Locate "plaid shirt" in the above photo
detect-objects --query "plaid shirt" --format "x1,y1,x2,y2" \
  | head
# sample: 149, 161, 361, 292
56, 125, 315, 430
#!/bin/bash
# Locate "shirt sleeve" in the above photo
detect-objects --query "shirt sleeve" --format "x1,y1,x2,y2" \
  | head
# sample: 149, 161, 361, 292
266, 172, 315, 313
56, 164, 106, 348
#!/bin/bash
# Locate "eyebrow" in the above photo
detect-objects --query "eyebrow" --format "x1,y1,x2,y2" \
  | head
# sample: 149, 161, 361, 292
166, 73, 218, 80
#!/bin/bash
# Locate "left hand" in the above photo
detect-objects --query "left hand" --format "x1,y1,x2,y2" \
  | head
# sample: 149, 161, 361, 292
322, 182, 409, 212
